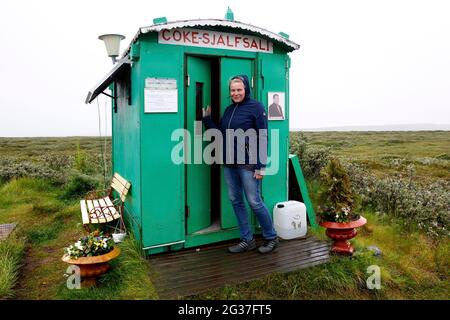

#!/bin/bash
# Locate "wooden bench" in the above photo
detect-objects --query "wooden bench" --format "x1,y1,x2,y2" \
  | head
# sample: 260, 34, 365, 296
80, 173, 131, 233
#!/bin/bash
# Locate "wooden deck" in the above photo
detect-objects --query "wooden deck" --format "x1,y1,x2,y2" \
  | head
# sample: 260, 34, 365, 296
148, 236, 330, 299
0, 223, 16, 241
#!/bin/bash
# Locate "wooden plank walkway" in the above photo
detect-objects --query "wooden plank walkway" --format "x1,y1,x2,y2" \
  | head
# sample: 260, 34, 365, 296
0, 223, 16, 241
148, 236, 330, 299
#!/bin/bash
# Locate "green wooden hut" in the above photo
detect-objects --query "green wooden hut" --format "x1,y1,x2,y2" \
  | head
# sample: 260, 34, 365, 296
85, 11, 316, 255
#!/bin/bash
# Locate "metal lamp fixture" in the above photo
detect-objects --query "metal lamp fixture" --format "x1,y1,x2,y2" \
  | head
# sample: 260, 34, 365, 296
98, 34, 126, 64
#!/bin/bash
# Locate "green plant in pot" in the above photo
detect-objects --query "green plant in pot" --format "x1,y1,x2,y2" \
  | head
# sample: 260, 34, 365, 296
317, 159, 366, 255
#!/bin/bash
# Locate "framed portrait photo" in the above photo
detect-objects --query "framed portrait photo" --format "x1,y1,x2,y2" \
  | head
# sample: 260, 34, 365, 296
267, 92, 285, 120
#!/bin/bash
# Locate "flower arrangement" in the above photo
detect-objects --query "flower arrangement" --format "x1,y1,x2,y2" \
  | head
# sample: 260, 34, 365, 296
64, 231, 114, 259
317, 159, 359, 223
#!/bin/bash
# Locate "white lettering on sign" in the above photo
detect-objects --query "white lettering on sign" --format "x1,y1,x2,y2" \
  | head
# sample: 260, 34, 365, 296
158, 28, 273, 53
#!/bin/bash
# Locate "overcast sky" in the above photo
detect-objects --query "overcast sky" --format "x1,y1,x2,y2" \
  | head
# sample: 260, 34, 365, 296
1, 0, 449, 136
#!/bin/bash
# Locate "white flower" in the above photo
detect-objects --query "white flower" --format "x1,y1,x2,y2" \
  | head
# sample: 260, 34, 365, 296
75, 241, 83, 250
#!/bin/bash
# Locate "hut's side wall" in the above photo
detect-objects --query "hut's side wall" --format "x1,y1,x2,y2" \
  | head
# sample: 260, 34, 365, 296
112, 60, 143, 242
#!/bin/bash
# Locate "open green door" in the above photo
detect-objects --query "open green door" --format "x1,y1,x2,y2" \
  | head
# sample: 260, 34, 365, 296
186, 56, 212, 234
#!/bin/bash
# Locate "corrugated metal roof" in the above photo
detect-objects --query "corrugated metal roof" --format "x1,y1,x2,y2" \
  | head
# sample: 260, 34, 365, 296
122, 19, 300, 57
85, 58, 131, 104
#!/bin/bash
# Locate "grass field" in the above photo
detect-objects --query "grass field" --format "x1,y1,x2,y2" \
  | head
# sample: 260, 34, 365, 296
295, 131, 450, 181
0, 132, 448, 300
0, 137, 111, 157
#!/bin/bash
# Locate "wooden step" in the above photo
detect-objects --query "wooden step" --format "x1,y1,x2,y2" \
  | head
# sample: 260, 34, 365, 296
147, 236, 330, 299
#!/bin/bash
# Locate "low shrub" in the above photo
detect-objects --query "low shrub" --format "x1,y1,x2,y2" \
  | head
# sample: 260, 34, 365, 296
290, 132, 331, 179
61, 171, 102, 200
344, 162, 450, 238
0, 158, 66, 184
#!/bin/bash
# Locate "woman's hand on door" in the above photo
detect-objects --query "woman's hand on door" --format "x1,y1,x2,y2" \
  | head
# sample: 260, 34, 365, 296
253, 172, 264, 180
202, 105, 211, 118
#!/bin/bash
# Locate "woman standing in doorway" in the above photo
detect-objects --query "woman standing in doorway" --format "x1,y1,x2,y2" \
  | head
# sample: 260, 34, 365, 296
202, 75, 278, 254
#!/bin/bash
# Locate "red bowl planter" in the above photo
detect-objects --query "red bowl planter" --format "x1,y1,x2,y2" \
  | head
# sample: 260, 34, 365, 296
319, 216, 367, 255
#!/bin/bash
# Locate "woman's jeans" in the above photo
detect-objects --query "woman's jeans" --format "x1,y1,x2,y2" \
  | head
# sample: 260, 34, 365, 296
223, 166, 277, 241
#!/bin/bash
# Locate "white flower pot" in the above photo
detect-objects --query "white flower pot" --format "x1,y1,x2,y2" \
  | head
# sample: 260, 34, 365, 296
112, 232, 126, 243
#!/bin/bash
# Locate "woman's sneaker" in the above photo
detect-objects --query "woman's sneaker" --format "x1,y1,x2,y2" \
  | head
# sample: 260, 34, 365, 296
258, 238, 279, 254
228, 238, 256, 253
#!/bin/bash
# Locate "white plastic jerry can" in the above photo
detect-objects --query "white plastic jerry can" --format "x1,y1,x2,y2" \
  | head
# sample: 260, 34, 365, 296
273, 201, 307, 240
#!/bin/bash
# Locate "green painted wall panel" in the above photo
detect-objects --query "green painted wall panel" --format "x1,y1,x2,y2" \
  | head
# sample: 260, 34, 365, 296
289, 154, 318, 228
259, 53, 290, 217
112, 58, 142, 242
139, 34, 185, 247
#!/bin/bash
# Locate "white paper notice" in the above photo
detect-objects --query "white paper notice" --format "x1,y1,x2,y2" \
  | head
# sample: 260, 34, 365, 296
144, 78, 178, 113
